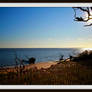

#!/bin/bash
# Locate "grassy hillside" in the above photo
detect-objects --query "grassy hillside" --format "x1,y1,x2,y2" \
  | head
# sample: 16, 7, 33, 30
0, 50, 92, 85
0, 61, 92, 85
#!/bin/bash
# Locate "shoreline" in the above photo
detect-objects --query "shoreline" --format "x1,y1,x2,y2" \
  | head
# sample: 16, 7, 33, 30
0, 60, 58, 73
25, 60, 58, 70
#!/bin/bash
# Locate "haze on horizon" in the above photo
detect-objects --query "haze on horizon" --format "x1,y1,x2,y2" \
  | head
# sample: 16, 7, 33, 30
0, 7, 92, 48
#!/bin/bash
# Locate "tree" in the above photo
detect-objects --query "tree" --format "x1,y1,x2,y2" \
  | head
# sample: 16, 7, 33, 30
73, 7, 92, 26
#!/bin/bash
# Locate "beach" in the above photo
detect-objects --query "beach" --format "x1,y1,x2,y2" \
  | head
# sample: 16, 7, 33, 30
1, 50, 92, 85
25, 61, 58, 70
0, 60, 58, 73
0, 58, 92, 85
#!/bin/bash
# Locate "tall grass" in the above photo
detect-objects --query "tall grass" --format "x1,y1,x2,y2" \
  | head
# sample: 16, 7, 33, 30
0, 61, 92, 85
0, 50, 92, 85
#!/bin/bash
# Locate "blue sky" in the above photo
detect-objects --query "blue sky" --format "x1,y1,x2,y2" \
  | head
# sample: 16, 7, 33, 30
0, 7, 92, 48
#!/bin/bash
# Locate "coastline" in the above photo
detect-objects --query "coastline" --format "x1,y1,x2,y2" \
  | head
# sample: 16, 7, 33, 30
1, 56, 92, 85
25, 61, 58, 70
0, 60, 58, 73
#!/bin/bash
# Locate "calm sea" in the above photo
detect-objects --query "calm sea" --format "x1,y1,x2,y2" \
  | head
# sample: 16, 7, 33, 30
0, 48, 84, 66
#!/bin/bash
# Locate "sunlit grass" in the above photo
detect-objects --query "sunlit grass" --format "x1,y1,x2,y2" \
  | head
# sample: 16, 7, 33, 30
0, 61, 92, 85
0, 50, 92, 85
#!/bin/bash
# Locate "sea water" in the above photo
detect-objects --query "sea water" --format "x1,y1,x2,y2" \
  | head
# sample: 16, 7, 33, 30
0, 48, 84, 66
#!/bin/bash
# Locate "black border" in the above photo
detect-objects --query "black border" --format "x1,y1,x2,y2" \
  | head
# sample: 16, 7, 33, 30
0, 0, 92, 3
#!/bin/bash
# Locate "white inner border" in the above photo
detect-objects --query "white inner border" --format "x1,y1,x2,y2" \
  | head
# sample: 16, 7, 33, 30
0, 3, 92, 89
0, 3, 92, 7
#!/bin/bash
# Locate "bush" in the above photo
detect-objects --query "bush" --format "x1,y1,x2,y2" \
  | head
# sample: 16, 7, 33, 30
77, 50, 92, 60
29, 57, 36, 64
72, 50, 92, 66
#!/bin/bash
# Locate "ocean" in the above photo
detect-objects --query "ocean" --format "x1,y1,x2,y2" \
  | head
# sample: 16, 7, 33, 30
0, 48, 84, 66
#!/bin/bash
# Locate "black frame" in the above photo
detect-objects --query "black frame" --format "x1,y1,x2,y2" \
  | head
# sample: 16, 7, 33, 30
0, 0, 92, 3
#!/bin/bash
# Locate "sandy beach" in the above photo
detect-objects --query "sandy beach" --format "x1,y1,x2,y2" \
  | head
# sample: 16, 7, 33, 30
0, 57, 92, 85
25, 61, 57, 70
0, 61, 58, 73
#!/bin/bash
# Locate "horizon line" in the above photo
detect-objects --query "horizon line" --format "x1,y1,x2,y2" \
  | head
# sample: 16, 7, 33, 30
0, 47, 86, 49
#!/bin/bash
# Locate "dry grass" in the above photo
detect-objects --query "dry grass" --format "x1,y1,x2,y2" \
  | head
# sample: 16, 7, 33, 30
0, 60, 92, 85
1, 50, 92, 85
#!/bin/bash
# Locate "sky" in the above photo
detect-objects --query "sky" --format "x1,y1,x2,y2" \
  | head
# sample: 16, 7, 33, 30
0, 7, 92, 48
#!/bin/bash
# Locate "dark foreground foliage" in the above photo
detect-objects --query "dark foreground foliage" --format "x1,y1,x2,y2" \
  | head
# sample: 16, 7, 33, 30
0, 50, 92, 85
0, 62, 92, 85
73, 50, 92, 66
76, 50, 92, 60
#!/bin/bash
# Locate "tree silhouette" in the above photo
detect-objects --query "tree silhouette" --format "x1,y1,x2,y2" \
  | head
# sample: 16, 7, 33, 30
73, 7, 92, 26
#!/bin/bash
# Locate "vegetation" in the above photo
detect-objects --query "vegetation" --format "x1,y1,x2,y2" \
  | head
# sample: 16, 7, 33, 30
73, 50, 92, 66
0, 50, 92, 85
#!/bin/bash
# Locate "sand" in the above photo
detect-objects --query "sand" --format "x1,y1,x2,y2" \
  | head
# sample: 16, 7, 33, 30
25, 61, 57, 70
0, 61, 58, 73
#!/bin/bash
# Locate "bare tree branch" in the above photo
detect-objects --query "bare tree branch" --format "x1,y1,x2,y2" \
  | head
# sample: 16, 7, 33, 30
84, 23, 92, 27
73, 7, 92, 26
